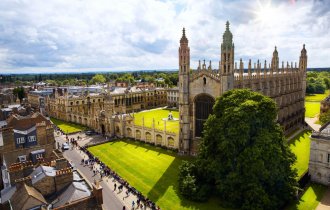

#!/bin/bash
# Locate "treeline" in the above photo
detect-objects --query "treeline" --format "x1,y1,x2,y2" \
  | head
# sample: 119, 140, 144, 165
1, 70, 329, 91
0, 71, 178, 87
306, 71, 330, 94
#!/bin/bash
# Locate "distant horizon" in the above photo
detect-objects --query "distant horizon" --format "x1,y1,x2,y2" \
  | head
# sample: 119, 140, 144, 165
0, 67, 329, 75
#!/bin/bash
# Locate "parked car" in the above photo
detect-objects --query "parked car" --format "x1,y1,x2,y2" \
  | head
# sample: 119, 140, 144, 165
85, 130, 96, 136
62, 142, 70, 150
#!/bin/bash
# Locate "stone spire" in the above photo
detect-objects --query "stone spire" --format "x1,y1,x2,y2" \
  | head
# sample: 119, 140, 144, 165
222, 21, 233, 50
271, 46, 279, 70
273, 46, 278, 57
180, 28, 188, 44
299, 44, 307, 71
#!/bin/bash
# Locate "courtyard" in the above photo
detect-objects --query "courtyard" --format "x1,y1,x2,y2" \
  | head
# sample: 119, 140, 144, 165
50, 117, 87, 134
133, 108, 179, 134
88, 140, 224, 210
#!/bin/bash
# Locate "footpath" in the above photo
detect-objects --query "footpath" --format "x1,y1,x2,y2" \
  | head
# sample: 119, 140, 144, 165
56, 132, 153, 210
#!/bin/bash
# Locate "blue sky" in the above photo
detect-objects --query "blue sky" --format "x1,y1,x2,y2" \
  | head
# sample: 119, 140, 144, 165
0, 0, 329, 73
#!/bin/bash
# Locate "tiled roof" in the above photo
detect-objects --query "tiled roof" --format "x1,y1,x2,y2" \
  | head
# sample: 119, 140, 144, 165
6, 112, 52, 130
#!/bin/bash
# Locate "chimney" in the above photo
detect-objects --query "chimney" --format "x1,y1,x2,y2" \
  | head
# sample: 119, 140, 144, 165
92, 180, 103, 206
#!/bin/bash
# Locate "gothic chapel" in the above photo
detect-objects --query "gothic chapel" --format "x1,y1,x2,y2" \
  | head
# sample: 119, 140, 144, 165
178, 21, 307, 154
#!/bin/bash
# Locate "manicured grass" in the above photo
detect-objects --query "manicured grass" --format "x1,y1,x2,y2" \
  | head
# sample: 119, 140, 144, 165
88, 140, 226, 210
289, 130, 312, 179
285, 184, 327, 210
50, 117, 87, 134
305, 90, 329, 118
133, 109, 179, 133
305, 90, 329, 102
305, 102, 321, 118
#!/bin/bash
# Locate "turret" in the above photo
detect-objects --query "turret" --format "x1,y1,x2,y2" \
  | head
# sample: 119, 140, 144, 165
248, 59, 252, 79
179, 28, 191, 153
264, 60, 267, 78
271, 46, 279, 71
299, 44, 307, 71
208, 60, 212, 71
220, 21, 235, 93
239, 59, 244, 80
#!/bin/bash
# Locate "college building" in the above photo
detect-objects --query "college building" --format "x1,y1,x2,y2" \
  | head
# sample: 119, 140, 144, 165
309, 122, 330, 186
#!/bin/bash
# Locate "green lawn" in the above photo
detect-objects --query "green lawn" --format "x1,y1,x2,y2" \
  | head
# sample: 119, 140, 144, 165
305, 90, 329, 118
285, 184, 327, 210
305, 90, 329, 102
305, 102, 321, 118
289, 130, 312, 179
50, 117, 87, 134
88, 140, 226, 210
133, 109, 179, 133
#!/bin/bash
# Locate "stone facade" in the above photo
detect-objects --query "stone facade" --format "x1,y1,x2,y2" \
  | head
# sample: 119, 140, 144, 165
46, 86, 167, 135
118, 114, 179, 149
309, 122, 330, 186
179, 22, 307, 154
167, 87, 179, 108
0, 112, 55, 166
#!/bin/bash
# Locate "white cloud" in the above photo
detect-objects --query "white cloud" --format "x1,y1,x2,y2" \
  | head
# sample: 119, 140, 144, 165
0, 0, 329, 74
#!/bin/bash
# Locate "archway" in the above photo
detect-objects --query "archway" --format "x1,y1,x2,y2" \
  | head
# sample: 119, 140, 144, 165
156, 134, 162, 145
146, 132, 152, 142
136, 130, 141, 139
101, 124, 105, 135
127, 128, 132, 137
194, 94, 215, 137
168, 137, 175, 147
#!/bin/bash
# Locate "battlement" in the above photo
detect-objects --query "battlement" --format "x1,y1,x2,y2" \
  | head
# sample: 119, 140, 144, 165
9, 161, 33, 172
55, 167, 72, 176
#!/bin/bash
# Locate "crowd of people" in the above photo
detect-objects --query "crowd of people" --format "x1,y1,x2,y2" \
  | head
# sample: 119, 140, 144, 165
79, 145, 161, 210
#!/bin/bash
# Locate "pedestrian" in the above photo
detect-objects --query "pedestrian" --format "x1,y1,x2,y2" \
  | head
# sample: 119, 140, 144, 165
137, 199, 140, 208
114, 183, 117, 191
132, 201, 135, 209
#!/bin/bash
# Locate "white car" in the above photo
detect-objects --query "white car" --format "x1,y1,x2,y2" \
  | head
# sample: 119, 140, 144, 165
62, 143, 70, 150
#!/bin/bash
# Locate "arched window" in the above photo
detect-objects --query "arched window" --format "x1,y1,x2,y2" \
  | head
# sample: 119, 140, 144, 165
203, 77, 206, 85
195, 94, 215, 137
168, 137, 175, 147
146, 132, 152, 141
136, 130, 141, 139
156, 134, 162, 145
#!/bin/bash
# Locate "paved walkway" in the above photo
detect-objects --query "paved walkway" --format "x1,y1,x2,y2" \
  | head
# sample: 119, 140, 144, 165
56, 132, 153, 210
305, 116, 321, 131
317, 187, 330, 210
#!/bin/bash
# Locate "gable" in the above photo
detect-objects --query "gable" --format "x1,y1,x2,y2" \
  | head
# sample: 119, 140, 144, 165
189, 73, 222, 101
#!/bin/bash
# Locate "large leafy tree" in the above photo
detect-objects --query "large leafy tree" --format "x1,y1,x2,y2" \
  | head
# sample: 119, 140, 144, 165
179, 89, 298, 209
91, 74, 106, 84
13, 86, 26, 103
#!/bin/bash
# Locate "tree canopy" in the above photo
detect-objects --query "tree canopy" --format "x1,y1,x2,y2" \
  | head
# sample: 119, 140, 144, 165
306, 71, 330, 94
13, 86, 26, 103
179, 89, 298, 210
91, 74, 106, 84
